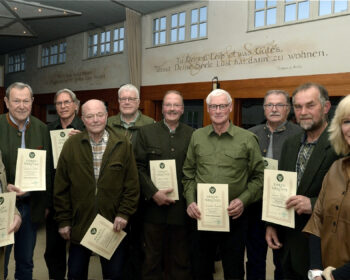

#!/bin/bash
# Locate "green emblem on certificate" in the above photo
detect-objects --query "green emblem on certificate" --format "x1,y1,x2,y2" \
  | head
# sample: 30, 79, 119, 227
60, 132, 66, 137
159, 162, 165, 169
90, 228, 97, 235
264, 160, 268, 167
29, 152, 35, 159
276, 174, 284, 182
0, 197, 4, 205
209, 186, 216, 194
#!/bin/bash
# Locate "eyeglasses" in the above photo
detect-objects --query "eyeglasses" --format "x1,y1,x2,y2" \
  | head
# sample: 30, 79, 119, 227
263, 104, 288, 110
55, 100, 73, 107
163, 103, 183, 109
83, 113, 106, 120
208, 104, 230, 111
11, 99, 32, 105
119, 97, 139, 103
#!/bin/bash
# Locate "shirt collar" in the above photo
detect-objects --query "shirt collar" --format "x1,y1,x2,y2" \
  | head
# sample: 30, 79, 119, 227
163, 119, 178, 133
120, 111, 139, 128
9, 113, 30, 132
90, 129, 109, 144
266, 120, 288, 133
208, 122, 235, 137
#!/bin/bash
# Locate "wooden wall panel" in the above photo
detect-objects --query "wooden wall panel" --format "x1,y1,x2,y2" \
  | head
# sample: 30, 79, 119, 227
0, 87, 5, 114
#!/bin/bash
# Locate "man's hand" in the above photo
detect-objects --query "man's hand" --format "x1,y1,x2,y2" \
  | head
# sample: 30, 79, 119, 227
8, 214, 21, 233
68, 129, 82, 136
59, 226, 71, 240
266, 225, 282, 249
152, 188, 175, 206
7, 184, 26, 197
186, 202, 201, 220
286, 195, 312, 215
113, 216, 127, 232
227, 198, 244, 219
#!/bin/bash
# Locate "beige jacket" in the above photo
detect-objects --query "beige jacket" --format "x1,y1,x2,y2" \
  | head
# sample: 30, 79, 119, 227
304, 156, 350, 268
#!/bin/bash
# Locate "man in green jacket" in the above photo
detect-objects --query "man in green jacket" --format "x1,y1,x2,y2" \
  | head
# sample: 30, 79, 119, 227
0, 82, 52, 280
135, 90, 194, 280
107, 84, 154, 145
183, 89, 264, 280
54, 99, 139, 279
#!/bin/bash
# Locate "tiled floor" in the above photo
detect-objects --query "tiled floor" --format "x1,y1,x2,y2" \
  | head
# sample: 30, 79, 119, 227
7, 226, 274, 280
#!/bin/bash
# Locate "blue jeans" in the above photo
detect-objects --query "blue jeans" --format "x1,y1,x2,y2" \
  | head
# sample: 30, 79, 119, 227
5, 200, 38, 280
68, 238, 126, 280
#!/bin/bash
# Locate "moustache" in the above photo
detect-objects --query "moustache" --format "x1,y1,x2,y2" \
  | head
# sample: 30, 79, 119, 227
269, 113, 281, 117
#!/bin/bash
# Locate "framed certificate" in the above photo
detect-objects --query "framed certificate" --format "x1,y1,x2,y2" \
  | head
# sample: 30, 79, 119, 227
150, 159, 179, 200
263, 157, 278, 170
50, 128, 73, 169
262, 169, 297, 228
0, 192, 16, 247
15, 148, 46, 192
197, 183, 230, 232
80, 214, 127, 260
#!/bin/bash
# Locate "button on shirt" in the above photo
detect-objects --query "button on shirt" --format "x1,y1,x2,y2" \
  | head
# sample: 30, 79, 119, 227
182, 123, 264, 207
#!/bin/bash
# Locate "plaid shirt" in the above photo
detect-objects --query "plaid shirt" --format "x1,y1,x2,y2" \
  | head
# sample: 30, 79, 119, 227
90, 130, 109, 187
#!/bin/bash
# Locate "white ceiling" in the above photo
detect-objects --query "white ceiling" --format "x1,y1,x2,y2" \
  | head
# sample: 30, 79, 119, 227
0, 0, 193, 55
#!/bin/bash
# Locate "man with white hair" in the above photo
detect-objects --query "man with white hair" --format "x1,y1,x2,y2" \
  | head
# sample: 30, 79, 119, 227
108, 84, 154, 145
183, 89, 264, 280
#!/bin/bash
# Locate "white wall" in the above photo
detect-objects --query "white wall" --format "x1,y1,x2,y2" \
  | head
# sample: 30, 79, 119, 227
142, 0, 350, 85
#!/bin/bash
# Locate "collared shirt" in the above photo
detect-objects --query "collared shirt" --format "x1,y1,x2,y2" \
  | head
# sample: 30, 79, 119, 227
296, 133, 317, 186
120, 111, 140, 129
163, 119, 178, 134
182, 123, 264, 206
90, 130, 109, 184
9, 114, 30, 148
266, 121, 288, 158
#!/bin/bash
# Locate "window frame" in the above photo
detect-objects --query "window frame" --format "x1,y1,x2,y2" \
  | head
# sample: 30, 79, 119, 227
41, 40, 67, 68
7, 51, 26, 73
87, 24, 125, 59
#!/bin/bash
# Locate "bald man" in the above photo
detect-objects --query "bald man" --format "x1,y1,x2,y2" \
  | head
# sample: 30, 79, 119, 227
54, 99, 139, 279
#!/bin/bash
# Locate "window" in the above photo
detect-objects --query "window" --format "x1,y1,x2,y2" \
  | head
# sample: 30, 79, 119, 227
8, 52, 25, 73
87, 25, 124, 58
151, 4, 208, 47
190, 6, 207, 39
171, 12, 186, 42
153, 16, 167, 45
41, 41, 66, 67
249, 0, 350, 30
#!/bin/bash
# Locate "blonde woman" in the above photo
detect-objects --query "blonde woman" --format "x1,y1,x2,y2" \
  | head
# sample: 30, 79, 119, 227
304, 94, 350, 280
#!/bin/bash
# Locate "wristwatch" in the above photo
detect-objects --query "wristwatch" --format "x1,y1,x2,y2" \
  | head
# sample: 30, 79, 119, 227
308, 269, 323, 280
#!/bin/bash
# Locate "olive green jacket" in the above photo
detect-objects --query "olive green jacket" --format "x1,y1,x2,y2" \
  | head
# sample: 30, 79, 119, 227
107, 111, 154, 146
54, 126, 139, 244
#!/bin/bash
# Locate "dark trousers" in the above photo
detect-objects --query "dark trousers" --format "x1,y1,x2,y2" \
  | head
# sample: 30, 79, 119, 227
142, 222, 192, 280
68, 239, 126, 280
44, 209, 67, 280
192, 213, 248, 280
5, 200, 38, 280
246, 201, 284, 280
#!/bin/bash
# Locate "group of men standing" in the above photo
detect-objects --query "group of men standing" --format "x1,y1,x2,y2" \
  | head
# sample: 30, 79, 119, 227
0, 80, 339, 280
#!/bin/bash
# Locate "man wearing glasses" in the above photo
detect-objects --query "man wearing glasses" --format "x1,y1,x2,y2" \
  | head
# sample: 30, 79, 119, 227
183, 89, 264, 280
108, 84, 154, 279
108, 84, 154, 145
134, 90, 194, 279
246, 90, 301, 280
45, 88, 84, 280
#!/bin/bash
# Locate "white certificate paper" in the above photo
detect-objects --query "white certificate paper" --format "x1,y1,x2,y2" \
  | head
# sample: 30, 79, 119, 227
15, 148, 46, 192
0, 192, 16, 247
50, 128, 73, 169
80, 214, 127, 260
150, 159, 179, 200
263, 157, 278, 170
262, 169, 297, 228
197, 183, 230, 232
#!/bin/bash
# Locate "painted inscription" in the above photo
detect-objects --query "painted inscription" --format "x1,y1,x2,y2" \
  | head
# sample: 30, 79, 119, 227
153, 41, 327, 76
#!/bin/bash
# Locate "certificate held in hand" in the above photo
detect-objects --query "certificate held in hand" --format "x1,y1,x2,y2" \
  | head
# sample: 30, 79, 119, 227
262, 169, 297, 228
150, 159, 179, 200
197, 183, 230, 232
50, 128, 73, 169
15, 148, 46, 192
0, 192, 16, 247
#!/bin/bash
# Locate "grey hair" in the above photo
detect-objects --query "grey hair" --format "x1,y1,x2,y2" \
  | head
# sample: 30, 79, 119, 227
118, 84, 140, 99
54, 88, 80, 114
264, 90, 290, 106
6, 82, 33, 99
206, 89, 232, 105
292, 83, 329, 108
